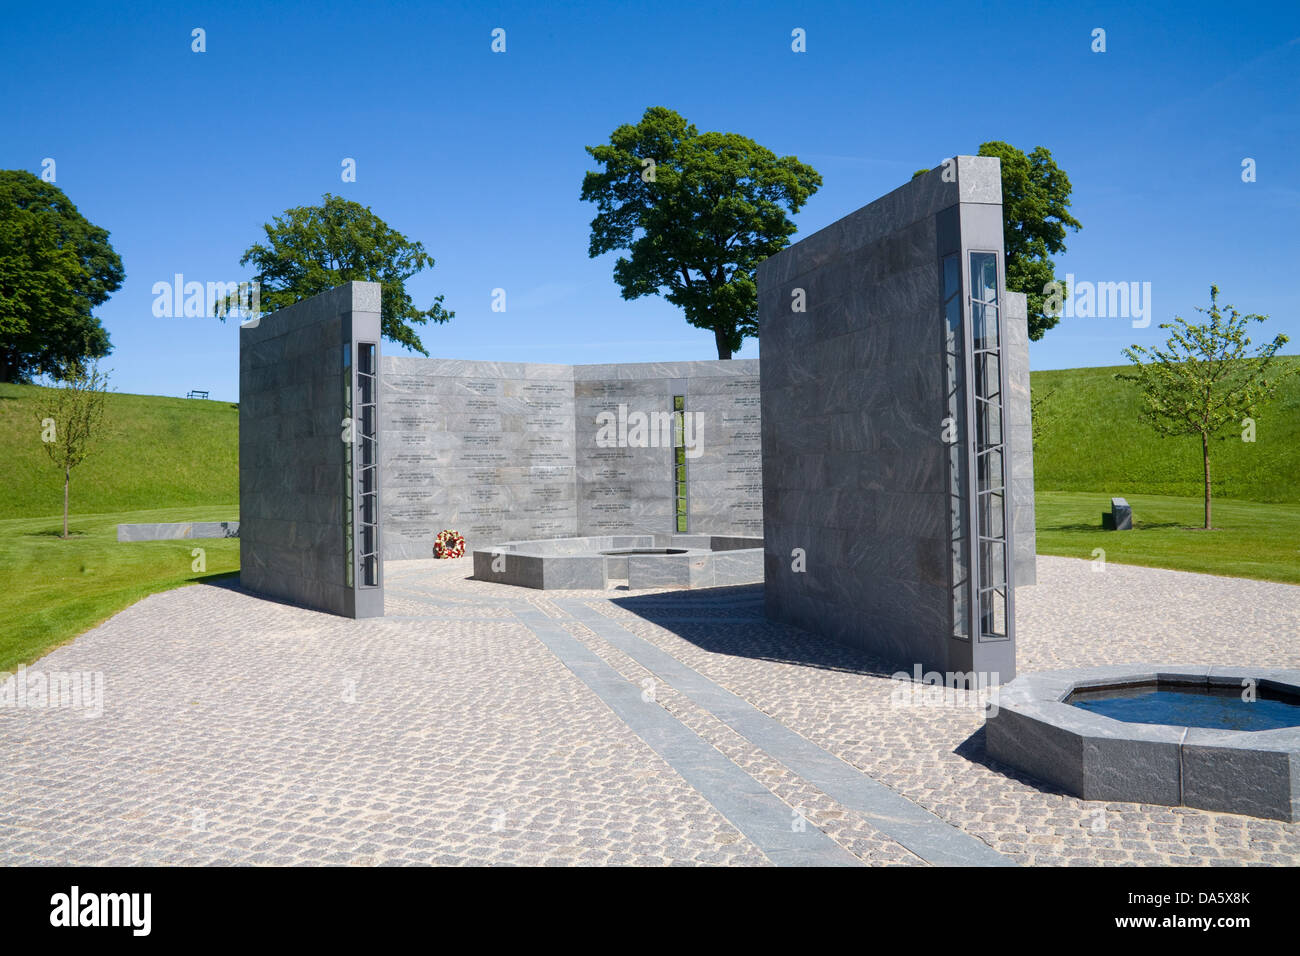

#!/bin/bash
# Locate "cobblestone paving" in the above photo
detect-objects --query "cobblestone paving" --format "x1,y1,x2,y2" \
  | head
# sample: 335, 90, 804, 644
586, 558, 1300, 866
0, 578, 763, 866
2, 555, 1296, 865
559, 617, 924, 865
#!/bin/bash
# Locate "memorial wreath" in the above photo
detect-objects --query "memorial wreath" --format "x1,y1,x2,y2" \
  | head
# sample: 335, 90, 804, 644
433, 529, 465, 559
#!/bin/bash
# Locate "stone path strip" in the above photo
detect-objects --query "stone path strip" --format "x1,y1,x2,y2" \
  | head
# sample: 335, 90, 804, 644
553, 599, 1012, 866
512, 607, 858, 866
395, 581, 1009, 863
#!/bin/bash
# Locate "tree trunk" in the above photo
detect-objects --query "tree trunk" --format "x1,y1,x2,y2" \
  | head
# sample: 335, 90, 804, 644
0, 352, 16, 383
63, 467, 70, 539
713, 326, 731, 361
1202, 433, 1212, 530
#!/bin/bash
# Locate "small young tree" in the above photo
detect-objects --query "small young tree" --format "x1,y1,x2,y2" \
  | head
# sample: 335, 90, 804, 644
1117, 286, 1292, 529
37, 361, 111, 537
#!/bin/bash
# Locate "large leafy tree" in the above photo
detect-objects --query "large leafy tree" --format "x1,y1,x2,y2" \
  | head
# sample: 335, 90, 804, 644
225, 194, 452, 354
582, 107, 822, 359
0, 170, 124, 383
1117, 285, 1293, 530
977, 142, 1081, 341
916, 144, 1082, 340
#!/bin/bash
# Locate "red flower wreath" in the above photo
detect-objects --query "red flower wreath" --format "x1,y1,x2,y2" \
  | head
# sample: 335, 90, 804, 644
433, 529, 465, 559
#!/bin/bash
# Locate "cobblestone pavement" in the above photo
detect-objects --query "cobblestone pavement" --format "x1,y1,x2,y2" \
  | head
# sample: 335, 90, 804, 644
1, 555, 1297, 866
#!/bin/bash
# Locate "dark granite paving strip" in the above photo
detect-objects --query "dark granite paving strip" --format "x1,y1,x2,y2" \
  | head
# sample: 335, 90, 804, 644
511, 608, 859, 867
557, 601, 1014, 867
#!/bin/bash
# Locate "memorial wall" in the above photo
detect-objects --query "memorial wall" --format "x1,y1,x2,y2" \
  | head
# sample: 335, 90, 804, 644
380, 357, 763, 559
758, 157, 1034, 680
240, 281, 385, 618
574, 362, 763, 539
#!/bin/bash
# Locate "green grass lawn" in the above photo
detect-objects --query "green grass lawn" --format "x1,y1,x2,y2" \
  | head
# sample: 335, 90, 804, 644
1035, 491, 1300, 585
0, 506, 239, 672
0, 382, 238, 521
1031, 358, 1300, 503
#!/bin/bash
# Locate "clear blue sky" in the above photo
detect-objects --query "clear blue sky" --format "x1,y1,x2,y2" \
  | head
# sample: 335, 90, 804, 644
3, 0, 1297, 402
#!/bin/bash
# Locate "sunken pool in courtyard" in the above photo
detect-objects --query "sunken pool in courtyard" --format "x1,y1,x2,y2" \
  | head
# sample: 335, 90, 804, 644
1068, 681, 1300, 732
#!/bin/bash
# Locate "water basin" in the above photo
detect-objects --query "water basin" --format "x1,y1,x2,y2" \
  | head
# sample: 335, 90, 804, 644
1068, 681, 1300, 732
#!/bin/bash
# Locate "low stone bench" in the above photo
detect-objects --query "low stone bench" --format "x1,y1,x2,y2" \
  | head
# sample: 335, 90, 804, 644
1102, 497, 1132, 531
117, 521, 239, 542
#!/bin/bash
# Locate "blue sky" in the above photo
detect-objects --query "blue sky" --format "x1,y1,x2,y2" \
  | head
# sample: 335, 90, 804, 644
3, 0, 1297, 402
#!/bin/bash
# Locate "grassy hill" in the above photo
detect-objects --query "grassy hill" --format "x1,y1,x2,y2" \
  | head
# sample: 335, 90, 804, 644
1, 382, 238, 519
1030, 357, 1300, 503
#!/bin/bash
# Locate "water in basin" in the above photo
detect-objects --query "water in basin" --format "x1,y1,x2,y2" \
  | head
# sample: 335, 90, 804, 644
1068, 681, 1300, 732
599, 549, 688, 555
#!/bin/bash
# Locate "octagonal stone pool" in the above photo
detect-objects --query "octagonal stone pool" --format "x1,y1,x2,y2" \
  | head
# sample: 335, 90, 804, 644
986, 666, 1300, 821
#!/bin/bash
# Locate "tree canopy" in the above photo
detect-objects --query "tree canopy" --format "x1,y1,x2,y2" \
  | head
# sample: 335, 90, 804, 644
582, 106, 822, 359
226, 194, 452, 354
976, 142, 1081, 341
0, 170, 124, 383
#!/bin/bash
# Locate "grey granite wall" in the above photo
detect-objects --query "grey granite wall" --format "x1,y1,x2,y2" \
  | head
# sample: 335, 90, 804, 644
758, 157, 1026, 680
239, 281, 383, 618
379, 358, 762, 558
574, 361, 762, 537
380, 358, 578, 558
1004, 292, 1037, 586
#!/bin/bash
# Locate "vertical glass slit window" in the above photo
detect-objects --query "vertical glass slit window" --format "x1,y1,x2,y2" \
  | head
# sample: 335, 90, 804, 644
673, 395, 687, 532
969, 252, 1008, 641
355, 343, 379, 588
342, 344, 354, 589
